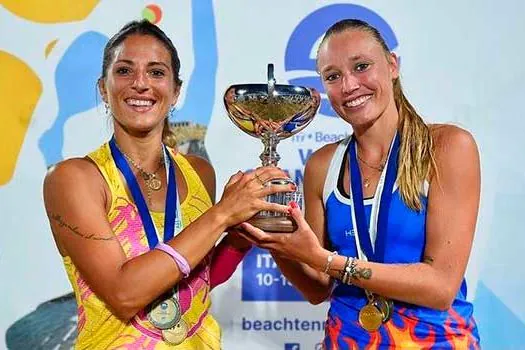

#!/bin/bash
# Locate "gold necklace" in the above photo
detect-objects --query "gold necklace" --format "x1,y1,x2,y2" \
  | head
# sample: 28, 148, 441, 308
356, 151, 385, 172
122, 151, 164, 192
356, 149, 385, 188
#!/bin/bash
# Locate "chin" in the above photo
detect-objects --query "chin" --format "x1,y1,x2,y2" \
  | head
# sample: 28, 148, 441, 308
119, 122, 163, 136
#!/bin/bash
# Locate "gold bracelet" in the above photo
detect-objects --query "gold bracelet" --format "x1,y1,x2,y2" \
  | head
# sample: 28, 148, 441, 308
323, 251, 338, 273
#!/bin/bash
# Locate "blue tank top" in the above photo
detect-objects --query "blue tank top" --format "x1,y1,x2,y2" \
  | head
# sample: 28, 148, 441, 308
322, 136, 480, 349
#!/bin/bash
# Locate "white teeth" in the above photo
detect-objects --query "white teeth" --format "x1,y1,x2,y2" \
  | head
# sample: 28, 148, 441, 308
127, 99, 153, 106
345, 95, 371, 107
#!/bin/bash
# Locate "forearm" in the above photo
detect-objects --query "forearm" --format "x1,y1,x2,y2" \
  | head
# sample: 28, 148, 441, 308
354, 261, 455, 309
167, 205, 228, 269
209, 240, 251, 289
272, 254, 332, 304
110, 205, 229, 319
310, 250, 459, 310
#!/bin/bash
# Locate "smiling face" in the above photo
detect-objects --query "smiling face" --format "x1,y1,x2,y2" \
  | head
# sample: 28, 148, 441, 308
317, 29, 399, 129
99, 34, 180, 136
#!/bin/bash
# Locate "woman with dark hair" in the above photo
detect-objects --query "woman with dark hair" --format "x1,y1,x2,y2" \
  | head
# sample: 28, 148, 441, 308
43, 19, 292, 349
240, 19, 481, 348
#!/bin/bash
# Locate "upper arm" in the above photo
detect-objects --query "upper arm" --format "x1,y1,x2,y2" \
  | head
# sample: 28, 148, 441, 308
43, 159, 128, 300
424, 125, 480, 290
185, 154, 216, 204
303, 143, 337, 248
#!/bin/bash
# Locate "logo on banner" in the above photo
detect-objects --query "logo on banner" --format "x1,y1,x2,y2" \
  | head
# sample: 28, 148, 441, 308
285, 3, 399, 117
242, 247, 304, 301
284, 343, 301, 350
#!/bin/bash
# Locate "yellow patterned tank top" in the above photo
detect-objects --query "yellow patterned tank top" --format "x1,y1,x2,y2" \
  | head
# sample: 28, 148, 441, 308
62, 143, 221, 349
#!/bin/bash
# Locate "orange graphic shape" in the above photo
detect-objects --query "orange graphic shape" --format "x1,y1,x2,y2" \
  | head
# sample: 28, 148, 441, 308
0, 0, 100, 23
0, 51, 42, 185
45, 39, 59, 58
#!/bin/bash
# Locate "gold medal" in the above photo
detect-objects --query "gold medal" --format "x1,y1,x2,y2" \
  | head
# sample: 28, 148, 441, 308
358, 303, 383, 332
374, 296, 394, 323
147, 297, 181, 330
162, 319, 189, 345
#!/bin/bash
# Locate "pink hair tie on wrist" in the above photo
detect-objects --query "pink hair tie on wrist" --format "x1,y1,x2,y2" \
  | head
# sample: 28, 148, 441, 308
155, 242, 191, 278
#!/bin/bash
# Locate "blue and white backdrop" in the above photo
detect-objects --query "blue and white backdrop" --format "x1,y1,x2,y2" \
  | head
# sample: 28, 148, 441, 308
0, 1, 524, 349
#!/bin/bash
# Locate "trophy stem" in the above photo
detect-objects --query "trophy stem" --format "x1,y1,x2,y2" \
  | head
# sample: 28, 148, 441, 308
260, 132, 280, 166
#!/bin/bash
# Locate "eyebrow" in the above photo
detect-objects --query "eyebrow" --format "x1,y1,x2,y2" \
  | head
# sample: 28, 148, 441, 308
319, 54, 369, 73
114, 59, 171, 70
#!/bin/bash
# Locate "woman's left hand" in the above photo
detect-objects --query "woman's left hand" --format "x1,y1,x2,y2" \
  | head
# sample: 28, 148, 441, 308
239, 202, 324, 268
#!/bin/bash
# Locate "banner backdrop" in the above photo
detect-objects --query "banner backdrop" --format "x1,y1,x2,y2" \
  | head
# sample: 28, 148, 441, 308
1, 1, 524, 349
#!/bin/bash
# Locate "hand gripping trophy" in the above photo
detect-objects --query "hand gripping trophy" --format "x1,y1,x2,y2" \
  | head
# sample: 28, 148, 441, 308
224, 64, 320, 232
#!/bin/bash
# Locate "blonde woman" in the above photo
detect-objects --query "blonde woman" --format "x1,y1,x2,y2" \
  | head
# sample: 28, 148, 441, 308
241, 19, 480, 349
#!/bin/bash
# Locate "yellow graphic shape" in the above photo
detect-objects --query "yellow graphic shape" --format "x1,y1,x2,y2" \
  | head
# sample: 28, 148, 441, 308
45, 39, 59, 58
0, 51, 42, 185
0, 0, 100, 23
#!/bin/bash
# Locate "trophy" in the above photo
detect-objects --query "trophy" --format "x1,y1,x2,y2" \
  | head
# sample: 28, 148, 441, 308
224, 64, 320, 232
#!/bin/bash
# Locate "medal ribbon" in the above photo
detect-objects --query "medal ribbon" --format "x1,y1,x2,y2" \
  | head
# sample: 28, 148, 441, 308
348, 132, 400, 263
109, 136, 178, 249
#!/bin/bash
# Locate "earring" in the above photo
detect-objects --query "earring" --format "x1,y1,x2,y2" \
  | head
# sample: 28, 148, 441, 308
168, 105, 175, 119
104, 103, 110, 116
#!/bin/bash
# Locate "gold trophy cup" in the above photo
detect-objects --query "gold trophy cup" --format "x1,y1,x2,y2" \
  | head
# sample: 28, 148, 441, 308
224, 64, 320, 232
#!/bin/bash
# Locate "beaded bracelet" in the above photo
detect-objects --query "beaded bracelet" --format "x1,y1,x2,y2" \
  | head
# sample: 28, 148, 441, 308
340, 256, 351, 283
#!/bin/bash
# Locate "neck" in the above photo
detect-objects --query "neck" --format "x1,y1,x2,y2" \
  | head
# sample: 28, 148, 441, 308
113, 127, 164, 171
353, 103, 399, 162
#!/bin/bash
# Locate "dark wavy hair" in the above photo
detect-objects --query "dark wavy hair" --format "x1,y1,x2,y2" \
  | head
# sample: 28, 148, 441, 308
100, 19, 182, 146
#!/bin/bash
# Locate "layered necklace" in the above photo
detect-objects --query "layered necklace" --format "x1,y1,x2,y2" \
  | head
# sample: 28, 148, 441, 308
356, 149, 386, 188
116, 145, 165, 203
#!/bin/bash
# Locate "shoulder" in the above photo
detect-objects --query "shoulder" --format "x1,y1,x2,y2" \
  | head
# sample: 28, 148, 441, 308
44, 157, 105, 204
182, 153, 216, 201
306, 141, 341, 171
430, 124, 478, 160
184, 154, 215, 178
428, 124, 480, 183
304, 141, 343, 194
44, 157, 101, 187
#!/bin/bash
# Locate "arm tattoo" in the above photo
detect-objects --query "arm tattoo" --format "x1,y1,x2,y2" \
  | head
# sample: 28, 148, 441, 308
50, 213, 115, 241
423, 255, 435, 265
356, 266, 372, 280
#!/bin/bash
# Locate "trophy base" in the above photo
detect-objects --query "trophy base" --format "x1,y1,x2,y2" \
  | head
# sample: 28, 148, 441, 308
249, 178, 302, 233
248, 216, 297, 233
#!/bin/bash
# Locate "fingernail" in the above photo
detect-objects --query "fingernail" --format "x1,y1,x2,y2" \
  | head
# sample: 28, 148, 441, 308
291, 184, 297, 191
289, 201, 299, 209
287, 206, 294, 215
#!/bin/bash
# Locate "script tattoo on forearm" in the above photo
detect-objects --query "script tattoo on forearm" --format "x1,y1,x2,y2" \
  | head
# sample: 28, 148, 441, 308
423, 256, 435, 265
50, 213, 115, 241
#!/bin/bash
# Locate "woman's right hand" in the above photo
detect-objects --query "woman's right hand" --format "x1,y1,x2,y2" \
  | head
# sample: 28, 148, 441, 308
216, 167, 293, 227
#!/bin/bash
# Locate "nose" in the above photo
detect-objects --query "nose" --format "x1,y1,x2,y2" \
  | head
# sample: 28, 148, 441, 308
341, 73, 359, 95
131, 71, 149, 93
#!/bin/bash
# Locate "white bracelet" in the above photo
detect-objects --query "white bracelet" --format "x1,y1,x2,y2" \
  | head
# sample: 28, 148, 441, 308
323, 251, 338, 273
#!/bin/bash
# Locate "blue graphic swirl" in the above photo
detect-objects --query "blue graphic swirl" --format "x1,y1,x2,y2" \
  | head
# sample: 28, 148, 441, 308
39, 31, 108, 166
174, 0, 217, 127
